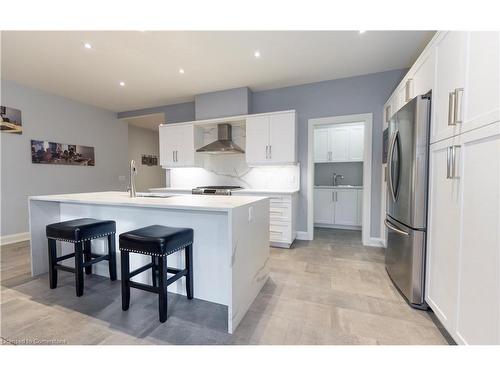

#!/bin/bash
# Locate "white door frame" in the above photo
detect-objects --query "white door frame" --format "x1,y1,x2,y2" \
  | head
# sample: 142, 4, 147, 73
307, 113, 374, 246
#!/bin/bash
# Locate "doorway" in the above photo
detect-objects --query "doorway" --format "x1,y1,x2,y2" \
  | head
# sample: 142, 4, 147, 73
307, 113, 373, 246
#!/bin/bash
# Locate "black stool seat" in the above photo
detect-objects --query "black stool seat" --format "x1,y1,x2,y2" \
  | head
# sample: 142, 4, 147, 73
46, 218, 116, 243
119, 225, 193, 256
119, 224, 194, 323
46, 218, 117, 297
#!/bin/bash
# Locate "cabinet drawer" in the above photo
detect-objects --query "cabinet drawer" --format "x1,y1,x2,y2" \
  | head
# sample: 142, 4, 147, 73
269, 202, 291, 222
268, 195, 292, 204
269, 222, 292, 243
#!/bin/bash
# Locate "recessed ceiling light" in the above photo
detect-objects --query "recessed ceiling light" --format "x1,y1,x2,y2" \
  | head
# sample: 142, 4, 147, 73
359, 30, 366, 34
83, 42, 93, 49
119, 81, 126, 87
179, 68, 185, 74
254, 50, 261, 58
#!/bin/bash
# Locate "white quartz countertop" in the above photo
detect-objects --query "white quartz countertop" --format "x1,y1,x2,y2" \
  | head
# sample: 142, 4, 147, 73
314, 185, 363, 190
29, 191, 268, 212
148, 187, 299, 195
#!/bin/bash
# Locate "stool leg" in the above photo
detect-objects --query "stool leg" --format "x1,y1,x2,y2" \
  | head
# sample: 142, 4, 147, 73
47, 239, 58, 289
108, 234, 117, 281
83, 240, 92, 275
157, 256, 168, 323
151, 256, 157, 288
121, 251, 130, 311
74, 242, 84, 297
185, 244, 194, 300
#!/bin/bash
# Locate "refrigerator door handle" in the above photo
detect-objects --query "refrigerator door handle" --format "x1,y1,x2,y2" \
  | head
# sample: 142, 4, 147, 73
384, 219, 410, 236
387, 130, 398, 202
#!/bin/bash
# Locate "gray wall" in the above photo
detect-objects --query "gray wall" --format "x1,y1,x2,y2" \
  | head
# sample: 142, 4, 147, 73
315, 162, 363, 187
252, 69, 406, 237
0, 80, 129, 236
195, 87, 252, 120
116, 69, 406, 237
117, 101, 195, 125
128, 124, 166, 192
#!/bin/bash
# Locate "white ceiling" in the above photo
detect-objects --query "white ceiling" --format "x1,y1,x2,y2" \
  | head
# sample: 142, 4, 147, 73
1, 31, 434, 112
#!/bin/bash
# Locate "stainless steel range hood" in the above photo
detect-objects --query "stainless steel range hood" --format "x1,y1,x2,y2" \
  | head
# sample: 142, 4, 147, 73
196, 123, 244, 154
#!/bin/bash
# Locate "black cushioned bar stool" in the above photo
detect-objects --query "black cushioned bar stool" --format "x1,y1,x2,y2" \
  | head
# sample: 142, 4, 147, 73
46, 218, 117, 296
119, 225, 194, 323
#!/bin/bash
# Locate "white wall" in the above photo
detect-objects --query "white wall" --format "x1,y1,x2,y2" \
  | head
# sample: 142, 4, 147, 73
128, 124, 165, 192
0, 80, 129, 236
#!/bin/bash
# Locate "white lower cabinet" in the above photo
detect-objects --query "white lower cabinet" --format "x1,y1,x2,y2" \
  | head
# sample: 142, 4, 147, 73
232, 191, 298, 248
426, 122, 500, 344
314, 187, 362, 228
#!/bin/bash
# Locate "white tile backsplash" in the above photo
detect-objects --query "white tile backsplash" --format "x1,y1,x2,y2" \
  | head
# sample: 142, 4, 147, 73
166, 123, 299, 190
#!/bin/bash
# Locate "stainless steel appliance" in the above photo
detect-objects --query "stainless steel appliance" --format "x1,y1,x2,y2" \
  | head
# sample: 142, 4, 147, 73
191, 185, 243, 195
196, 124, 244, 154
385, 92, 431, 310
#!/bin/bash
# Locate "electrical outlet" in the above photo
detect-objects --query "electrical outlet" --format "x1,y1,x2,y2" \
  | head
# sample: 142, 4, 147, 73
118, 176, 126, 182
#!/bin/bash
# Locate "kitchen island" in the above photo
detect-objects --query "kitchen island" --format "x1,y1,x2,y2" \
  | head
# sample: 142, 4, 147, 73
28, 191, 270, 333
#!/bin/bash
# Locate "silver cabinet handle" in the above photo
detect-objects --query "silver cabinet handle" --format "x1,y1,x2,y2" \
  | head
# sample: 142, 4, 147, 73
332, 191, 334, 201
269, 145, 272, 159
172, 151, 175, 163
448, 91, 456, 126
454, 88, 464, 125
446, 146, 452, 179
265, 145, 269, 159
451, 145, 461, 179
175, 150, 178, 162
335, 192, 338, 201
384, 219, 410, 236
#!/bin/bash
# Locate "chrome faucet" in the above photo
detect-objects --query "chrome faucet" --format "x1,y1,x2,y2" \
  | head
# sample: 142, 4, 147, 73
129, 160, 137, 198
333, 173, 344, 186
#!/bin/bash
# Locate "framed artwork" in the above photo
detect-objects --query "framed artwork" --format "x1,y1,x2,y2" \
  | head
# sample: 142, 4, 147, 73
31, 140, 95, 166
1, 106, 22, 134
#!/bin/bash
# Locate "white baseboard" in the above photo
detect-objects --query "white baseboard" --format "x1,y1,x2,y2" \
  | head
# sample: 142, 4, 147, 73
296, 231, 310, 240
364, 237, 385, 248
0, 232, 30, 246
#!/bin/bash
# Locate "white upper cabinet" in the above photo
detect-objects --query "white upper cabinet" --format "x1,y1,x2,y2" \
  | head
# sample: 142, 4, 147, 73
268, 112, 297, 164
348, 126, 364, 161
462, 32, 500, 133
245, 111, 297, 165
432, 31, 467, 143
412, 50, 435, 99
245, 115, 269, 164
314, 128, 330, 162
314, 124, 364, 163
329, 127, 350, 161
159, 124, 203, 168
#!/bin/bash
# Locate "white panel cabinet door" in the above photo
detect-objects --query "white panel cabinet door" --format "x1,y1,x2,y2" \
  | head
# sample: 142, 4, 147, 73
268, 112, 296, 163
348, 125, 364, 161
462, 31, 500, 134
330, 127, 349, 162
431, 31, 467, 144
314, 128, 330, 162
426, 136, 461, 334
159, 125, 186, 167
455, 123, 500, 345
314, 188, 335, 225
333, 189, 358, 226
245, 115, 269, 164
412, 50, 435, 98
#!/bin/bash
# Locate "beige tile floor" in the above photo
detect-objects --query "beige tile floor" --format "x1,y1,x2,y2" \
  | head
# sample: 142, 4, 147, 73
0, 229, 450, 345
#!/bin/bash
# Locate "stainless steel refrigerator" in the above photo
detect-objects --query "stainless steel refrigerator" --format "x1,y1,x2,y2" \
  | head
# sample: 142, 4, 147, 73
385, 92, 431, 310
